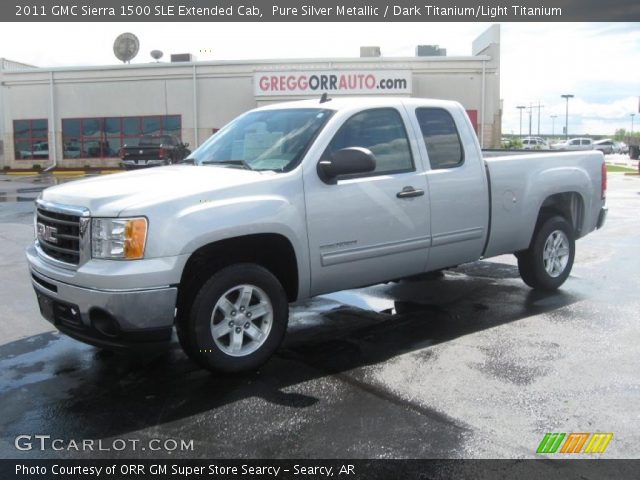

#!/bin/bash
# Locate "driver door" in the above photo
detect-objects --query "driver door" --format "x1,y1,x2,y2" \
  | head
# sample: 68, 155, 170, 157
303, 107, 431, 296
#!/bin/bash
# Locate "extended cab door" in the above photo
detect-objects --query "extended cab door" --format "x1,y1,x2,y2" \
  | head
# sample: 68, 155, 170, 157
303, 107, 431, 296
408, 106, 489, 271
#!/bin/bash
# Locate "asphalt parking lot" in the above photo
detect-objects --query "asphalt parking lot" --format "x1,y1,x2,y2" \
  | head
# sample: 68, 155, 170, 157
0, 169, 638, 459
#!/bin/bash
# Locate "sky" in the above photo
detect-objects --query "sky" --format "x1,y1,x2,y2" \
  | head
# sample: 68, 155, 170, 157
1, 22, 639, 135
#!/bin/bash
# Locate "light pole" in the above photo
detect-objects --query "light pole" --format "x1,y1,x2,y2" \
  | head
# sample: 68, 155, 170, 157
517, 105, 526, 138
528, 103, 533, 137
551, 115, 558, 137
561, 94, 574, 140
533, 101, 544, 136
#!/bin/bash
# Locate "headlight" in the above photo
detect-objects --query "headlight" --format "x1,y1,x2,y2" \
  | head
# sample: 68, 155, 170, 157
91, 217, 147, 260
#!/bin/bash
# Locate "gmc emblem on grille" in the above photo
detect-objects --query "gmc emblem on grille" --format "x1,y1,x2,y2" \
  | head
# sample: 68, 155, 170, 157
37, 223, 58, 244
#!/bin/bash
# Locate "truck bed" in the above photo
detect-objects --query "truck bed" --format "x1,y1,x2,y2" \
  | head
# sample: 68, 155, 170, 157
482, 150, 604, 258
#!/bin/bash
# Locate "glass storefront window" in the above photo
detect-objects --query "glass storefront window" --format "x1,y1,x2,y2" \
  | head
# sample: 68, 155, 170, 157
13, 119, 49, 161
61, 115, 181, 159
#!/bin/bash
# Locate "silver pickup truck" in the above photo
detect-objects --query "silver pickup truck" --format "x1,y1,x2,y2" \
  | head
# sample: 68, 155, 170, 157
27, 98, 607, 372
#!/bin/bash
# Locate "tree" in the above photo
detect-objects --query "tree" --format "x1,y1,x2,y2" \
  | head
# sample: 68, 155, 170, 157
613, 129, 626, 141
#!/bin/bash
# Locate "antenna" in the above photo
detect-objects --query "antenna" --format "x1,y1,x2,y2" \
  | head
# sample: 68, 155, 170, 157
320, 93, 332, 104
150, 50, 164, 62
113, 33, 140, 64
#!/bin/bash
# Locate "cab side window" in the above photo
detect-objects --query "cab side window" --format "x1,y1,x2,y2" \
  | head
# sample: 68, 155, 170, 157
324, 108, 414, 176
416, 108, 464, 169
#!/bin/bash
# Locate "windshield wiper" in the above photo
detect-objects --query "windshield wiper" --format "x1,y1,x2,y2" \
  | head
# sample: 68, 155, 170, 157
201, 159, 252, 170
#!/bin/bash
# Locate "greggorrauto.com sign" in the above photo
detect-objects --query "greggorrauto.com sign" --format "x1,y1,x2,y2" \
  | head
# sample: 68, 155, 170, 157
254, 70, 412, 96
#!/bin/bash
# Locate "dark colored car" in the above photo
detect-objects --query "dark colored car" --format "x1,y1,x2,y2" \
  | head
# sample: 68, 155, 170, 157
120, 135, 190, 169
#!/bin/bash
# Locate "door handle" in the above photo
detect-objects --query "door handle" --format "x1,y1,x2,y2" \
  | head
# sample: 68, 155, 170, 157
396, 186, 424, 198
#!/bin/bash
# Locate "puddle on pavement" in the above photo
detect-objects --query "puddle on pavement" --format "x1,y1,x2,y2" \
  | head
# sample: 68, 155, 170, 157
0, 187, 45, 203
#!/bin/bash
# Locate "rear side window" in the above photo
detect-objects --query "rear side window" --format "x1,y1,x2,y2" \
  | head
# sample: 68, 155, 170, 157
581, 139, 591, 145
324, 108, 414, 175
416, 108, 464, 169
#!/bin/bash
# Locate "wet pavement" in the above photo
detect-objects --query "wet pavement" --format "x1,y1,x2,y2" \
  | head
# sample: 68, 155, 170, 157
0, 172, 639, 459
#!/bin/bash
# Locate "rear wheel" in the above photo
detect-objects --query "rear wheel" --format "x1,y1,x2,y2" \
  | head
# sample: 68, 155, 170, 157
177, 263, 288, 373
517, 215, 575, 291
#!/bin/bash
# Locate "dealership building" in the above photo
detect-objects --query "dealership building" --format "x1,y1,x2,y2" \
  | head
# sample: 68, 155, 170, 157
0, 25, 500, 169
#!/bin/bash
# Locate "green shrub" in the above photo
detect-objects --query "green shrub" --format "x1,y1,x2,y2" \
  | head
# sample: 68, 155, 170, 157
32, 164, 42, 170
504, 139, 523, 149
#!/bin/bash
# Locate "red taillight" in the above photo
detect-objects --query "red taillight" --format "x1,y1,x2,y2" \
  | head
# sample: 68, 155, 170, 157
159, 147, 166, 159
601, 161, 607, 199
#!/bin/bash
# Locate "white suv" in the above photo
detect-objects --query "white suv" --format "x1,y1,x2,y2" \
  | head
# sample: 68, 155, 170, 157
522, 137, 549, 150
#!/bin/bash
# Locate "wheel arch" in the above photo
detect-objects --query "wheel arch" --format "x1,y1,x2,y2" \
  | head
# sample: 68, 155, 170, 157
536, 191, 586, 238
177, 233, 300, 319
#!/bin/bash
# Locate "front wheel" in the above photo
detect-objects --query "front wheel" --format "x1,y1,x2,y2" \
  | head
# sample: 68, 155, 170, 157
517, 215, 575, 291
177, 263, 289, 373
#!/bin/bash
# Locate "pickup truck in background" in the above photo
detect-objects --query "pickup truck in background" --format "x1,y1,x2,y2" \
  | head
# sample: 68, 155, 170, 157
27, 98, 607, 373
551, 137, 594, 151
120, 134, 190, 169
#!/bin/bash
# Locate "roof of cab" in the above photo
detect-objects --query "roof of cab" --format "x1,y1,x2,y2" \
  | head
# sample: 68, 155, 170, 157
255, 96, 463, 112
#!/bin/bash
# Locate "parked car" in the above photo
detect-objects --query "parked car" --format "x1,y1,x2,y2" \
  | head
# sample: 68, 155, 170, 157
120, 134, 190, 169
594, 139, 615, 155
63, 142, 82, 159
20, 142, 49, 160
551, 138, 594, 151
27, 97, 607, 373
522, 137, 549, 150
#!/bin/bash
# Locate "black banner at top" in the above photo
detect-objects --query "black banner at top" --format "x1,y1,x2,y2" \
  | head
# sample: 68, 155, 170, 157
5, 0, 640, 22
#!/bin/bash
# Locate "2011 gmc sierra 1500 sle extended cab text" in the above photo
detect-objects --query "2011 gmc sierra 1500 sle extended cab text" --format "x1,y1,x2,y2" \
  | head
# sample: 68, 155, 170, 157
27, 98, 607, 372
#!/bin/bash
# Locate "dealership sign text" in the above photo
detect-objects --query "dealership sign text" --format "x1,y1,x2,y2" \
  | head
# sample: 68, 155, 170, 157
254, 71, 412, 96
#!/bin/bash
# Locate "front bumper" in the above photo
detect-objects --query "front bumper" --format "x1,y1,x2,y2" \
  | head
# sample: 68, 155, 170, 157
597, 206, 608, 230
27, 246, 178, 350
122, 159, 166, 168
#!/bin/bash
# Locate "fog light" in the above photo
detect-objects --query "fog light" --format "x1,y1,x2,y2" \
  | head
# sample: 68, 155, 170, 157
90, 308, 120, 338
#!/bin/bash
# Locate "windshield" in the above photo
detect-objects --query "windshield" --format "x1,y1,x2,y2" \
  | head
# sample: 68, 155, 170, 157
186, 108, 333, 171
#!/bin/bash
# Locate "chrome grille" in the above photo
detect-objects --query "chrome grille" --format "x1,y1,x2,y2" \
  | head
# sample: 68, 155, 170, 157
36, 207, 81, 264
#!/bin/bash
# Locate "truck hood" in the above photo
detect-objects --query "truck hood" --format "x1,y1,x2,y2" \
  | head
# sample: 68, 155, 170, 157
41, 166, 275, 216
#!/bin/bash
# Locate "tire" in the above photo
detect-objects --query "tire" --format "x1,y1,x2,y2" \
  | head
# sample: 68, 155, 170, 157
517, 215, 575, 291
177, 263, 288, 373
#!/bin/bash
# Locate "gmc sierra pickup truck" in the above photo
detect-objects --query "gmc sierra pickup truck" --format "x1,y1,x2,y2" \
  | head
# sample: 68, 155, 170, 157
27, 98, 607, 373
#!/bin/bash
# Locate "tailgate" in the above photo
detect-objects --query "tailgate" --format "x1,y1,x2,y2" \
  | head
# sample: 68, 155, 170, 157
122, 147, 162, 160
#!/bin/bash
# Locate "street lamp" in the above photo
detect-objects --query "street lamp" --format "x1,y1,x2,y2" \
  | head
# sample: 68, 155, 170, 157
561, 94, 574, 140
517, 105, 526, 138
551, 115, 558, 137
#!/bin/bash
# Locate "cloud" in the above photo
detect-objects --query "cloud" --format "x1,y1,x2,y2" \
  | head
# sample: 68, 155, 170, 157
1, 22, 638, 135
500, 23, 640, 135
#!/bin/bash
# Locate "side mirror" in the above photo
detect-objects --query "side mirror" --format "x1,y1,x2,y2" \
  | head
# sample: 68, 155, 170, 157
317, 147, 376, 183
